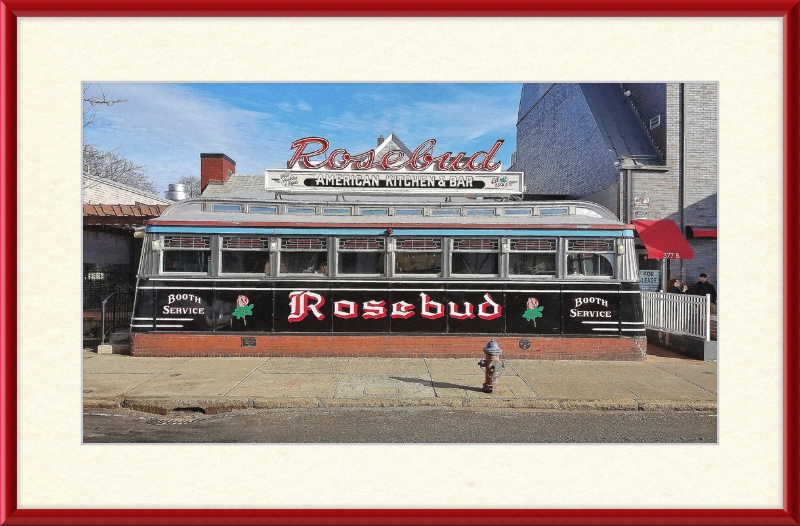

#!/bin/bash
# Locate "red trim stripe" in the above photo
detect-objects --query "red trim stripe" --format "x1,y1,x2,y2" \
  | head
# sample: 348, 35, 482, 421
146, 220, 629, 230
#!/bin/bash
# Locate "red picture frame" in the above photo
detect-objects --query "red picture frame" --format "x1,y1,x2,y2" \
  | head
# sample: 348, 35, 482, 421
1, 2, 798, 525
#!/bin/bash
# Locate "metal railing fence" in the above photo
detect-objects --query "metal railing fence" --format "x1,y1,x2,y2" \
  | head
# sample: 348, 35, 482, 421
101, 292, 134, 344
83, 265, 136, 311
641, 292, 712, 341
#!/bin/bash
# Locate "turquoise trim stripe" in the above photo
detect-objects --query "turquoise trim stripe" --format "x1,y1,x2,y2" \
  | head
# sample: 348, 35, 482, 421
147, 226, 634, 237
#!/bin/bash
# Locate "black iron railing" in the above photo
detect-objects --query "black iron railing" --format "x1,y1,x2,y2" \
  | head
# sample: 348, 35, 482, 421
83, 264, 136, 310
101, 292, 134, 344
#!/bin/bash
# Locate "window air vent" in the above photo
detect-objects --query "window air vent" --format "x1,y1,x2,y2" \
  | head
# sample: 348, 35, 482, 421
281, 237, 327, 250
396, 238, 442, 250
453, 238, 498, 251
339, 238, 385, 250
568, 239, 614, 252
510, 238, 557, 251
164, 236, 210, 249
222, 237, 269, 249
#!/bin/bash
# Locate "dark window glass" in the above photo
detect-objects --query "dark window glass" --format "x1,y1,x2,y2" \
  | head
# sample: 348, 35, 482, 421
451, 253, 499, 274
394, 252, 441, 275
163, 251, 210, 273
281, 252, 328, 274
338, 252, 385, 274
567, 253, 614, 276
221, 251, 271, 274
509, 253, 557, 276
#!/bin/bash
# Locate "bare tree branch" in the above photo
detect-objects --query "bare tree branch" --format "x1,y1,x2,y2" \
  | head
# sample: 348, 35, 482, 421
83, 143, 157, 195
83, 83, 127, 128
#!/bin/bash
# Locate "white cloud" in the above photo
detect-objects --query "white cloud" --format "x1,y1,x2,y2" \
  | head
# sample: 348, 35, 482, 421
318, 88, 517, 153
81, 83, 519, 194
83, 83, 300, 192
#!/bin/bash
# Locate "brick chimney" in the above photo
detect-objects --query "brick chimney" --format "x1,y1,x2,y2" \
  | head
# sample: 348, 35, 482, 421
200, 153, 236, 191
377, 135, 384, 147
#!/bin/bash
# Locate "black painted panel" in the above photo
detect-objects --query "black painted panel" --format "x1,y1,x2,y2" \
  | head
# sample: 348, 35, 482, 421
446, 284, 505, 334
330, 288, 391, 333
562, 286, 620, 335
154, 283, 214, 331
504, 285, 562, 335
134, 278, 643, 337
214, 283, 274, 332
618, 289, 646, 336
130, 280, 155, 332
273, 282, 332, 333
389, 285, 447, 334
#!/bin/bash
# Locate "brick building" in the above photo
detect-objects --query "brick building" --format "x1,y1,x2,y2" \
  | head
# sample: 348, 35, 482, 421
511, 83, 718, 291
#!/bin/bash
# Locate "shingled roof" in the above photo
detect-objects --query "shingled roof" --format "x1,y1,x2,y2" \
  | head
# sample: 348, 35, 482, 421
83, 202, 170, 229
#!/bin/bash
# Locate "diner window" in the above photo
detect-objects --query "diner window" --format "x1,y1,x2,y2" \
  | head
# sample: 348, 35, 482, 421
508, 238, 557, 277
394, 238, 442, 275
451, 238, 499, 275
162, 236, 210, 273
566, 239, 615, 277
280, 237, 328, 275
221, 236, 271, 274
338, 238, 385, 275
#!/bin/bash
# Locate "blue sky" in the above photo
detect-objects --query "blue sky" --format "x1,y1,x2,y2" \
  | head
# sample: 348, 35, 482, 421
82, 83, 522, 195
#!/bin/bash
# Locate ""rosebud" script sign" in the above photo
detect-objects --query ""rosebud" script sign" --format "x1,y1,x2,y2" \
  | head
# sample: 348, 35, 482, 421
266, 137, 524, 196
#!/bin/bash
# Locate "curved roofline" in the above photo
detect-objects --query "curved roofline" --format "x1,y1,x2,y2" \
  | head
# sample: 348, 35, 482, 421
156, 196, 623, 226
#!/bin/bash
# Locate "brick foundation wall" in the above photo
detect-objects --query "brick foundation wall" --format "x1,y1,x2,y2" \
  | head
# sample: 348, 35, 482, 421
131, 333, 647, 361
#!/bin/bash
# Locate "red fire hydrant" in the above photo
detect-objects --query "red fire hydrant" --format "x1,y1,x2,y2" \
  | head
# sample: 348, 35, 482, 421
478, 339, 504, 393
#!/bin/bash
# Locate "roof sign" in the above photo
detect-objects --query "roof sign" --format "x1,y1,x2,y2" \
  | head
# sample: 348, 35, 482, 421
266, 169, 523, 196
286, 136, 504, 172
269, 136, 522, 196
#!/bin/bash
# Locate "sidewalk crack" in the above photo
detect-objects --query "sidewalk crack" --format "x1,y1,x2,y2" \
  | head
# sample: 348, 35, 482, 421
121, 358, 192, 395
583, 361, 643, 402
331, 357, 350, 399
650, 363, 717, 395
223, 358, 272, 396
423, 358, 438, 397
506, 361, 540, 399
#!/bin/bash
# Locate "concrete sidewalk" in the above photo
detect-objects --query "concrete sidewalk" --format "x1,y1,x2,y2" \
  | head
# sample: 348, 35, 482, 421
82, 345, 717, 414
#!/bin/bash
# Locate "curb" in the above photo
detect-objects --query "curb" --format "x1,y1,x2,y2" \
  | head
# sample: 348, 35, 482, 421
84, 396, 717, 414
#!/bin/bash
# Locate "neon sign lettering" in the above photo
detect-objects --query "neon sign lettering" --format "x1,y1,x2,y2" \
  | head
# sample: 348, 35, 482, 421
287, 137, 504, 172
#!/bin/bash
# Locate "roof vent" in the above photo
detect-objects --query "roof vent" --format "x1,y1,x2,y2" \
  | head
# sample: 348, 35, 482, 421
165, 183, 188, 201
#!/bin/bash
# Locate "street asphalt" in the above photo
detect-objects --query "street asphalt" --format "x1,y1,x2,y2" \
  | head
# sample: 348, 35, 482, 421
82, 344, 717, 415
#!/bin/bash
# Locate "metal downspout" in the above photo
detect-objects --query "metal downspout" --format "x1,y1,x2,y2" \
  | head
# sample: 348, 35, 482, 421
680, 83, 687, 281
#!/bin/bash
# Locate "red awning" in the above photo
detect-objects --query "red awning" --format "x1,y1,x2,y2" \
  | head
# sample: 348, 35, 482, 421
686, 225, 717, 238
632, 220, 694, 259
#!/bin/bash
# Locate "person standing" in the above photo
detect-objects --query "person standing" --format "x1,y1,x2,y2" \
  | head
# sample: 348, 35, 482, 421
667, 278, 687, 294
694, 273, 717, 305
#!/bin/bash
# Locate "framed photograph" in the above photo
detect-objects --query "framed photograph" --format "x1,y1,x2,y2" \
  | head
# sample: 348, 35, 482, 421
1, 2, 798, 524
